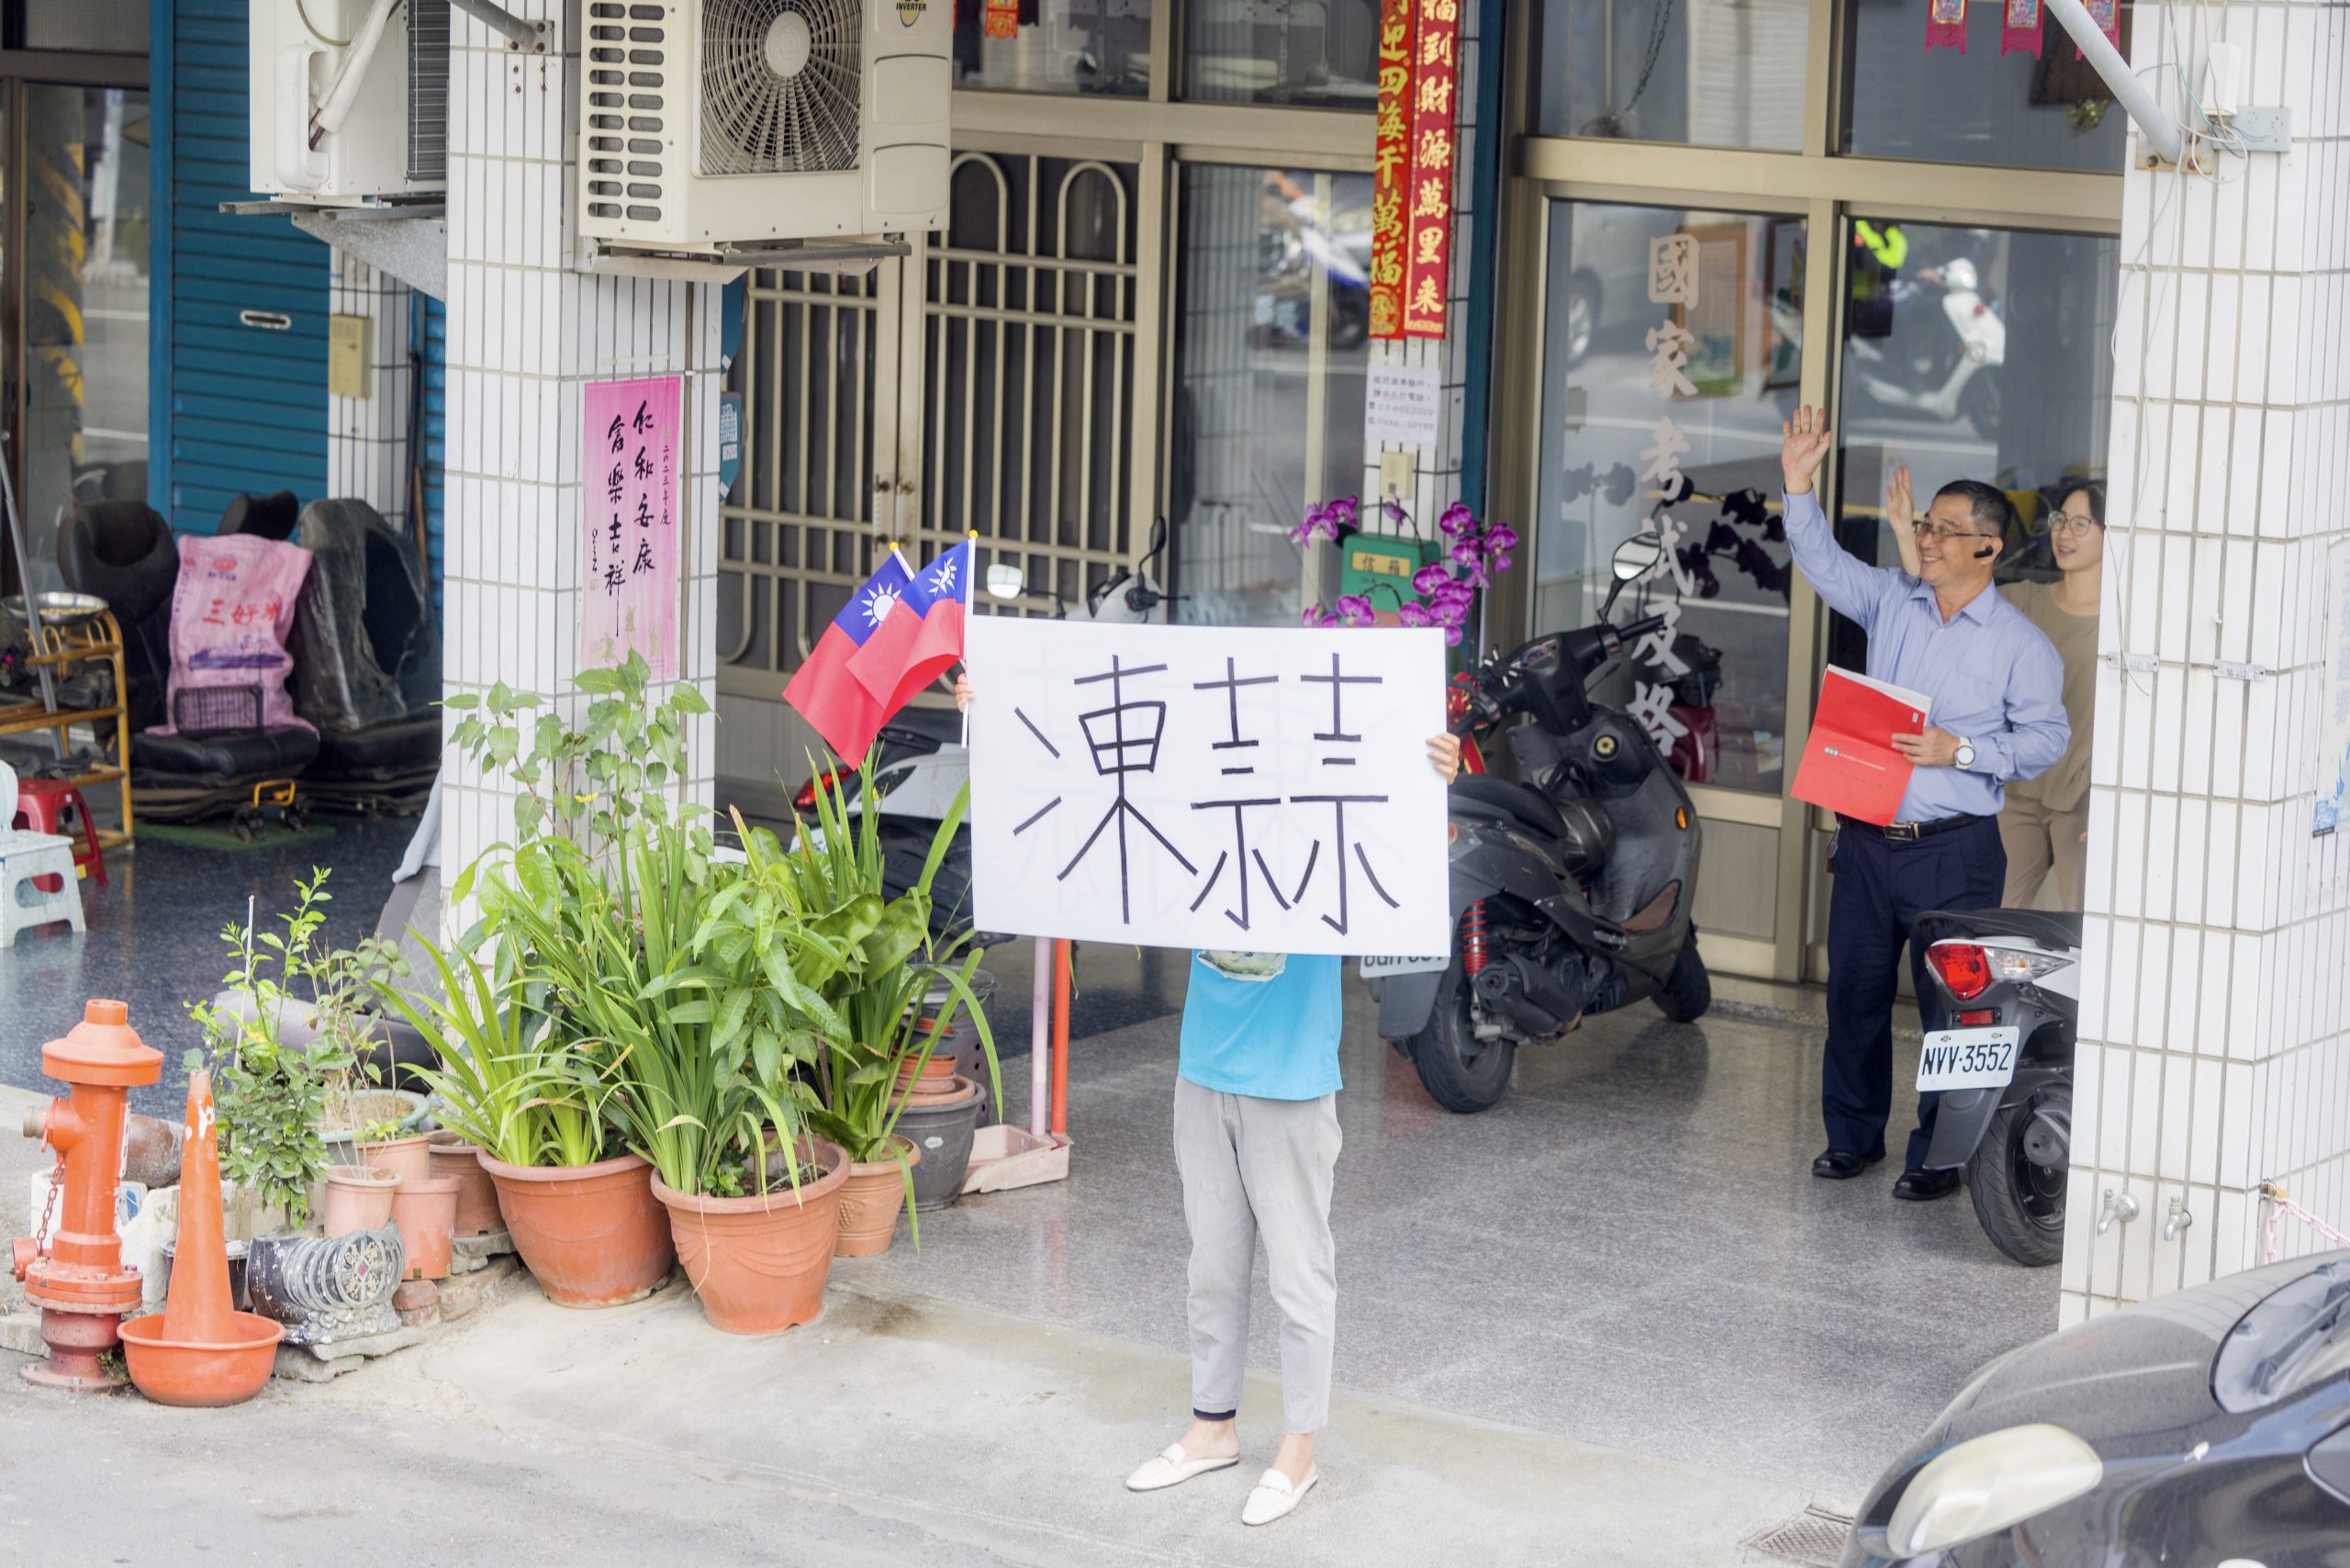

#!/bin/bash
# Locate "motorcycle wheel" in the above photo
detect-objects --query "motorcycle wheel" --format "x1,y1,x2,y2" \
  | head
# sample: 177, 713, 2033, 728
1961, 369, 2002, 437
1408, 958, 1516, 1114
878, 820, 975, 945
1652, 931, 1712, 1023
1966, 1081, 2069, 1267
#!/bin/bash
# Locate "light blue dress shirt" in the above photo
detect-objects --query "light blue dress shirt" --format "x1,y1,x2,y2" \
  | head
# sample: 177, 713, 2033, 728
1784, 488, 2070, 823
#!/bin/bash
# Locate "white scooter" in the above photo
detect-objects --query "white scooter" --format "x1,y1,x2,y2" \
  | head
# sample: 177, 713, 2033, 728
791, 521, 1173, 941
1844, 257, 2008, 434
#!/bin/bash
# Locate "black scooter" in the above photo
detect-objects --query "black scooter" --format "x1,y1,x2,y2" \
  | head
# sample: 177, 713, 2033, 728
1370, 534, 1712, 1113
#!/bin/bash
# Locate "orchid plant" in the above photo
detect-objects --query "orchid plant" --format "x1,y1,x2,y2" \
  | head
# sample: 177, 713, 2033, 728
1293, 497, 1519, 646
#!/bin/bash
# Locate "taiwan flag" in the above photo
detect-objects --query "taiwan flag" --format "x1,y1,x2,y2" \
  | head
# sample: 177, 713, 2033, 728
781, 551, 917, 763
845, 538, 973, 721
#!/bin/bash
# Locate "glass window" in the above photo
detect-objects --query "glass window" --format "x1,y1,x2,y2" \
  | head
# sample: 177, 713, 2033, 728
1534, 0, 1808, 150
1533, 202, 1806, 793
1843, 0, 2131, 172
1171, 165, 1372, 627
1185, 0, 1380, 108
1830, 221, 2120, 672
25, 0, 149, 54
19, 87, 151, 594
954, 0, 1152, 96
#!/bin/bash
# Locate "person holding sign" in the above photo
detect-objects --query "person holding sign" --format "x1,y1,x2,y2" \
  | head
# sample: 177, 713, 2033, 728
1780, 408, 2067, 1200
957, 670, 1461, 1528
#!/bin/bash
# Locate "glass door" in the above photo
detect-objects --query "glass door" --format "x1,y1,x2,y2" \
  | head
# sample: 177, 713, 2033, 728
7, 83, 151, 592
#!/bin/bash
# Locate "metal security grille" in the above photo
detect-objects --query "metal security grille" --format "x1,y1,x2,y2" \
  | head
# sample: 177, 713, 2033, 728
916, 152, 1138, 619
406, 0, 450, 183
720, 151, 1141, 689
717, 266, 884, 679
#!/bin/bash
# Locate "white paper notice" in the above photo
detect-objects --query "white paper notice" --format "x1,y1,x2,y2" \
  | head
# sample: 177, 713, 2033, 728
966, 618, 1451, 956
1364, 362, 1444, 449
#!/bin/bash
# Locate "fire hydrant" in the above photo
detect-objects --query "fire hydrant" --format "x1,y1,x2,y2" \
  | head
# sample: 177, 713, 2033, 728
10, 1000, 162, 1391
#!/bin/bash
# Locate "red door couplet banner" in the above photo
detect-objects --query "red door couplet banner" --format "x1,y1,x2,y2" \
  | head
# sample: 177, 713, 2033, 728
1792, 666, 1932, 826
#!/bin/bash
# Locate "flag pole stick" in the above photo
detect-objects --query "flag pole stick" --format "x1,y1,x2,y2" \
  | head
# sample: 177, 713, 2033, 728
959, 530, 977, 747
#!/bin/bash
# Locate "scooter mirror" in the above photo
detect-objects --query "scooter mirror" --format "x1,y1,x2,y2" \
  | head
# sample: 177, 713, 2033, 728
985, 562, 1025, 599
1610, 532, 1664, 582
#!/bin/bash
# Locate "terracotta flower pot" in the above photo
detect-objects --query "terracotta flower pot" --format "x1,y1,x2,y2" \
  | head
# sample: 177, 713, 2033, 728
321, 1166, 400, 1238
893, 1049, 961, 1097
477, 1149, 675, 1308
389, 1175, 461, 1280
832, 1137, 920, 1258
356, 1132, 434, 1184
652, 1137, 848, 1335
427, 1132, 505, 1237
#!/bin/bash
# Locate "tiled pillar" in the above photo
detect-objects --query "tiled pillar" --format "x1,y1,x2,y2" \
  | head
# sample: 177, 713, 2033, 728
440, 1, 722, 902
326, 251, 411, 532
2064, 4, 2350, 1322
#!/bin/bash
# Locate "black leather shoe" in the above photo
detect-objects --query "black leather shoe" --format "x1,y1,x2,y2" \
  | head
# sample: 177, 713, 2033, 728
1894, 1167, 1963, 1201
1812, 1148, 1886, 1180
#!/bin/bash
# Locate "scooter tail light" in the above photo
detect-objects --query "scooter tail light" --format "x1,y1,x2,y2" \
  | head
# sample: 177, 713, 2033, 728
792, 768, 843, 813
1956, 1009, 1997, 1026
1927, 941, 1993, 1002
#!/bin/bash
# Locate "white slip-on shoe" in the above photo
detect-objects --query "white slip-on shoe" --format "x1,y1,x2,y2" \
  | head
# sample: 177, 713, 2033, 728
1241, 1466, 1319, 1526
1125, 1442, 1241, 1493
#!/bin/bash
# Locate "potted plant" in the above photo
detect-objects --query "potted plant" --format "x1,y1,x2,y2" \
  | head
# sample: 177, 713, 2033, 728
789, 759, 1002, 1243
379, 935, 672, 1306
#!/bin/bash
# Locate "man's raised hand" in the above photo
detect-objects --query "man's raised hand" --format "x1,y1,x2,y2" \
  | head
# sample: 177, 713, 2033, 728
1781, 404, 1833, 496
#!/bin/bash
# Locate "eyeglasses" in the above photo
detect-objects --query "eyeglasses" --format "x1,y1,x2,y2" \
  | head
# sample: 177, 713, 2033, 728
1908, 521, 1999, 543
2049, 512, 2101, 535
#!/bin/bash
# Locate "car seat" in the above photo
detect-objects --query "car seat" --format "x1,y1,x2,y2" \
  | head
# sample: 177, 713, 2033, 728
55, 498, 177, 732
218, 490, 302, 543
286, 498, 441, 812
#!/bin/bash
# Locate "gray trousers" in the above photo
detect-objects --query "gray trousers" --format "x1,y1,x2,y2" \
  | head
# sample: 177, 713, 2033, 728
1171, 1075, 1342, 1435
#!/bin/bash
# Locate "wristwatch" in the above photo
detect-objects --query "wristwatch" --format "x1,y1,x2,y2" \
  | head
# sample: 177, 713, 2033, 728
1953, 736, 1977, 769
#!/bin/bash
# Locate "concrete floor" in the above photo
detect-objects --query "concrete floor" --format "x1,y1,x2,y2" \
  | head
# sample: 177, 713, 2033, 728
850, 976, 2058, 1504
0, 821, 2059, 1556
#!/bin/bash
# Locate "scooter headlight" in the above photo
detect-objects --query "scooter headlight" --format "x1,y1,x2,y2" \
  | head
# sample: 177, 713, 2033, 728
1886, 1424, 2102, 1553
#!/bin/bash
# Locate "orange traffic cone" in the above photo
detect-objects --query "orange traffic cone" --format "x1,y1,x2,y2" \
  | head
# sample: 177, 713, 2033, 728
119, 1070, 284, 1406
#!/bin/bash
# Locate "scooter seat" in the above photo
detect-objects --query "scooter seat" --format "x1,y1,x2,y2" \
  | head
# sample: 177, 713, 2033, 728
1450, 774, 1570, 840
1919, 907, 2082, 951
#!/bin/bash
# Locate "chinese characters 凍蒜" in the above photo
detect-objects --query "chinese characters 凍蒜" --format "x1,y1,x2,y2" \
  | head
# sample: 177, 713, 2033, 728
1013, 650, 1407, 936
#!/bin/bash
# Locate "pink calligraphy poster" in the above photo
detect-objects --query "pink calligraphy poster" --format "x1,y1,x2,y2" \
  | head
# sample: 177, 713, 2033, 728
582, 374, 683, 679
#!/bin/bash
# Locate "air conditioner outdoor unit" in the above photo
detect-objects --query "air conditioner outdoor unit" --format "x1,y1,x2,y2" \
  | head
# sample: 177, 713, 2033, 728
251, 0, 449, 205
577, 0, 950, 253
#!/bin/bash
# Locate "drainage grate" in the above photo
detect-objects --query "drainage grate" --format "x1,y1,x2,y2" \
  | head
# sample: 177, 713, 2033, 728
1742, 1506, 1852, 1568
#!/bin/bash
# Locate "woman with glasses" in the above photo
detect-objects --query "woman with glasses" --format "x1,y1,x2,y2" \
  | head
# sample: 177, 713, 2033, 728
1890, 469, 2103, 909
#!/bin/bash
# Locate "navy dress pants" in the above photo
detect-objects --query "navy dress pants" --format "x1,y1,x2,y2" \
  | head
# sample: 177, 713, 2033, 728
1822, 815, 2006, 1170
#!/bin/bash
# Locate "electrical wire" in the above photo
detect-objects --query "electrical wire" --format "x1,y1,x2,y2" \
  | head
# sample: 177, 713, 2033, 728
297, 0, 354, 48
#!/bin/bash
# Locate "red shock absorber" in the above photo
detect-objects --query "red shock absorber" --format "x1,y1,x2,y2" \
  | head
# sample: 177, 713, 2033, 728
1461, 900, 1489, 978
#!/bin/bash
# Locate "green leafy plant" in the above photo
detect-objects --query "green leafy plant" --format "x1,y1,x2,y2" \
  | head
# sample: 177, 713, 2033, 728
375, 940, 610, 1169
187, 868, 404, 1226
781, 754, 1002, 1226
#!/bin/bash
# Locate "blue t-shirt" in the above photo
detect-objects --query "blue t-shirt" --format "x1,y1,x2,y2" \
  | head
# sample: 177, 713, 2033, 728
1177, 952, 1343, 1101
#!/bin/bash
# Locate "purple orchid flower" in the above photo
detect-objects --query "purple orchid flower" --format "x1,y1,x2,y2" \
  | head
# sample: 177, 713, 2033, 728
1483, 523, 1519, 554
1334, 593, 1377, 626
1382, 497, 1407, 529
1411, 562, 1453, 597
1300, 604, 1332, 628
1396, 601, 1434, 627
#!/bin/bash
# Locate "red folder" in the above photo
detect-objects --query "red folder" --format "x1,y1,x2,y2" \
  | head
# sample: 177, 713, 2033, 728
1792, 666, 1931, 826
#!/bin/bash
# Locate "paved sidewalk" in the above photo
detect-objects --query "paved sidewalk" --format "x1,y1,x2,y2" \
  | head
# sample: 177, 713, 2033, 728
1, 1268, 1818, 1567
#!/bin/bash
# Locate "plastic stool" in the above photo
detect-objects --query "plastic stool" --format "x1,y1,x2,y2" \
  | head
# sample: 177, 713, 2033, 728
11, 777, 105, 887
0, 833, 84, 946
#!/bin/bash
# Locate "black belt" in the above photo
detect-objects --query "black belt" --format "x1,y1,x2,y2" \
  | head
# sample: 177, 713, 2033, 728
1837, 812, 1991, 843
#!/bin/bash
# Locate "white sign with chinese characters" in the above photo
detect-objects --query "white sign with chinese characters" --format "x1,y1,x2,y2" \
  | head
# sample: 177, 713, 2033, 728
1365, 361, 1445, 448
967, 619, 1451, 956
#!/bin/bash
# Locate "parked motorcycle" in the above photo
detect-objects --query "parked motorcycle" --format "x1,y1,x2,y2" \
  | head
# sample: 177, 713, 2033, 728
1366, 533, 1712, 1114
1842, 258, 2007, 435
1916, 907, 2079, 1267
